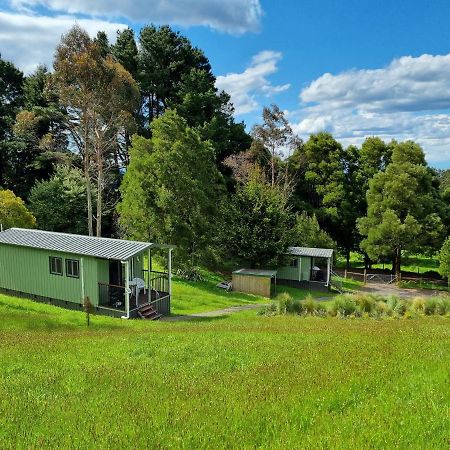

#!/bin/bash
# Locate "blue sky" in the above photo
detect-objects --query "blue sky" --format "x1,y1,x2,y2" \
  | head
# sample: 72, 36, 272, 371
1, 0, 450, 168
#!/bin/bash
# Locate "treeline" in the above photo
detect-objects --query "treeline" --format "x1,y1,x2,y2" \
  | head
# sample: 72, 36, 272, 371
0, 25, 449, 276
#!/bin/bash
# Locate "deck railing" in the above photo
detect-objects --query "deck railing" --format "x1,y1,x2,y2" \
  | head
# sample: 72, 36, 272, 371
98, 282, 126, 311
142, 269, 169, 295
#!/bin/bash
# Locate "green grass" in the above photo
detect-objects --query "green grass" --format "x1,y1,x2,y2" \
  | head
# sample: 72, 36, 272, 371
399, 280, 449, 292
171, 269, 331, 315
336, 252, 440, 275
0, 274, 449, 449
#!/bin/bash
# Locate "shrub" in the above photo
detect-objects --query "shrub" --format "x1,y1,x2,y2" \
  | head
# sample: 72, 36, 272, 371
292, 299, 303, 315
330, 295, 357, 317
277, 292, 294, 314
355, 294, 376, 313
435, 297, 450, 315
394, 300, 408, 316
258, 302, 277, 316
372, 301, 393, 318
302, 295, 318, 315
424, 298, 437, 315
411, 297, 426, 314
386, 295, 401, 311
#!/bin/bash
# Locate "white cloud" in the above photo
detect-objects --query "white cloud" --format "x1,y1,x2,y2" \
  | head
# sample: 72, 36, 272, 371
301, 53, 450, 113
0, 12, 126, 73
216, 50, 290, 115
9, 0, 263, 34
294, 53, 450, 166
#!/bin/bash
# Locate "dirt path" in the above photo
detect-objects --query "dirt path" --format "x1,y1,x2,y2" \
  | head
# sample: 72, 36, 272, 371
162, 303, 268, 321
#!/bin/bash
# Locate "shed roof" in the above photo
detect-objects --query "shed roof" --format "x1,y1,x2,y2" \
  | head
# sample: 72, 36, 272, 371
0, 228, 172, 261
287, 246, 334, 258
232, 268, 277, 278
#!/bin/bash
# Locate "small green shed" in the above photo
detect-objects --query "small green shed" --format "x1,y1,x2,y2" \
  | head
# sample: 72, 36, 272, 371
0, 228, 174, 318
277, 246, 334, 288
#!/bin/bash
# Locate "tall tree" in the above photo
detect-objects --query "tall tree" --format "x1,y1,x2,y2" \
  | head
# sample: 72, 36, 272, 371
439, 237, 450, 287
118, 110, 223, 266
111, 28, 138, 79
29, 165, 88, 234
217, 167, 293, 268
358, 141, 446, 276
53, 25, 139, 236
294, 212, 336, 250
0, 189, 36, 230
0, 57, 24, 188
138, 25, 211, 124
252, 104, 300, 187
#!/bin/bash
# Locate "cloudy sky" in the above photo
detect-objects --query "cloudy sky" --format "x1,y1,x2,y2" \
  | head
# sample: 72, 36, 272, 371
1, 0, 450, 168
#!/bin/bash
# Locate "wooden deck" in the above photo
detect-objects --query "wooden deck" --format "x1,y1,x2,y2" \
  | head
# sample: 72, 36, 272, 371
129, 289, 170, 309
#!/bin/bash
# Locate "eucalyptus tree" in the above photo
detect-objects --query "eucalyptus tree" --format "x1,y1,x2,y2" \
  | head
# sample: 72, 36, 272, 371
53, 25, 139, 236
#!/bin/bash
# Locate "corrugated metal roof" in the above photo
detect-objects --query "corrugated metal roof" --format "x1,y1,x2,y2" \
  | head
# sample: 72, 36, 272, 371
0, 228, 172, 260
287, 246, 334, 258
232, 268, 277, 278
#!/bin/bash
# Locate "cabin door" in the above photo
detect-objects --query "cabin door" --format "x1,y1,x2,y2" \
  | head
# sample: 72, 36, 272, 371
109, 260, 124, 286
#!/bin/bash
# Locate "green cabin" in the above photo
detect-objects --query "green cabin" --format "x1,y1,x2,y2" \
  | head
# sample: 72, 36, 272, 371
277, 246, 334, 289
0, 228, 174, 319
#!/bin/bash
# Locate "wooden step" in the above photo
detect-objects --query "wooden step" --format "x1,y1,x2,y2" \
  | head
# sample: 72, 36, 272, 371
138, 304, 161, 320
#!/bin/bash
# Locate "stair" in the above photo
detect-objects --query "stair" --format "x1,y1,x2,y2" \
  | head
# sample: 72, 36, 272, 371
138, 303, 162, 320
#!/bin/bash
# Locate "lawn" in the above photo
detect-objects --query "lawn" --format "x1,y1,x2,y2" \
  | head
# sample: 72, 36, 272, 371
0, 291, 449, 449
336, 252, 440, 275
171, 269, 331, 314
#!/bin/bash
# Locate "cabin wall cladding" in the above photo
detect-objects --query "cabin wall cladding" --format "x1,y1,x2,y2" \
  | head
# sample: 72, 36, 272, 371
0, 244, 100, 305
232, 274, 272, 297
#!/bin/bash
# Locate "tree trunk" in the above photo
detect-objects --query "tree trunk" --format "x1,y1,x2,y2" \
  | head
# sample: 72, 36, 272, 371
394, 247, 401, 278
96, 146, 103, 237
346, 250, 351, 269
84, 123, 93, 236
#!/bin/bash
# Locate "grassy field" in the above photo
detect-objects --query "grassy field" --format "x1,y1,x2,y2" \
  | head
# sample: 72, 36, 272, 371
1, 286, 449, 449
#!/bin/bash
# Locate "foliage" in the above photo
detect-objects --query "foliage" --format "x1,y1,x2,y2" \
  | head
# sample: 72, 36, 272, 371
28, 165, 88, 234
293, 212, 336, 249
358, 141, 446, 276
439, 237, 450, 286
0, 189, 36, 229
251, 104, 300, 186
119, 110, 222, 266
217, 168, 293, 268
53, 25, 139, 236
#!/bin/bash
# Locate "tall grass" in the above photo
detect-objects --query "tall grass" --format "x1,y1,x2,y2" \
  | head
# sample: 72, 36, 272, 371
260, 292, 450, 319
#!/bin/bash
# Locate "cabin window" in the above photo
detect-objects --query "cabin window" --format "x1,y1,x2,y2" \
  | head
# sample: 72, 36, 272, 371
49, 256, 63, 275
66, 259, 80, 278
289, 258, 298, 267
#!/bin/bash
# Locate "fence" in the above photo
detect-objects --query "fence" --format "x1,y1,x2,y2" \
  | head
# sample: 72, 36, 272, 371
142, 269, 169, 294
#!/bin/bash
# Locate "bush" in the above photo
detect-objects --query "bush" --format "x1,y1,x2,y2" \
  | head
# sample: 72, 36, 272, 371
424, 298, 437, 315
302, 295, 318, 315
354, 294, 376, 313
176, 266, 203, 281
330, 295, 357, 317
411, 297, 426, 314
258, 302, 277, 316
292, 299, 303, 315
277, 293, 294, 314
394, 300, 408, 316
372, 301, 393, 318
435, 297, 450, 315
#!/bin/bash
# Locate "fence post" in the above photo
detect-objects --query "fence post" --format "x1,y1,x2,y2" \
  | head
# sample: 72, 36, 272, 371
363, 268, 367, 285
344, 269, 347, 279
